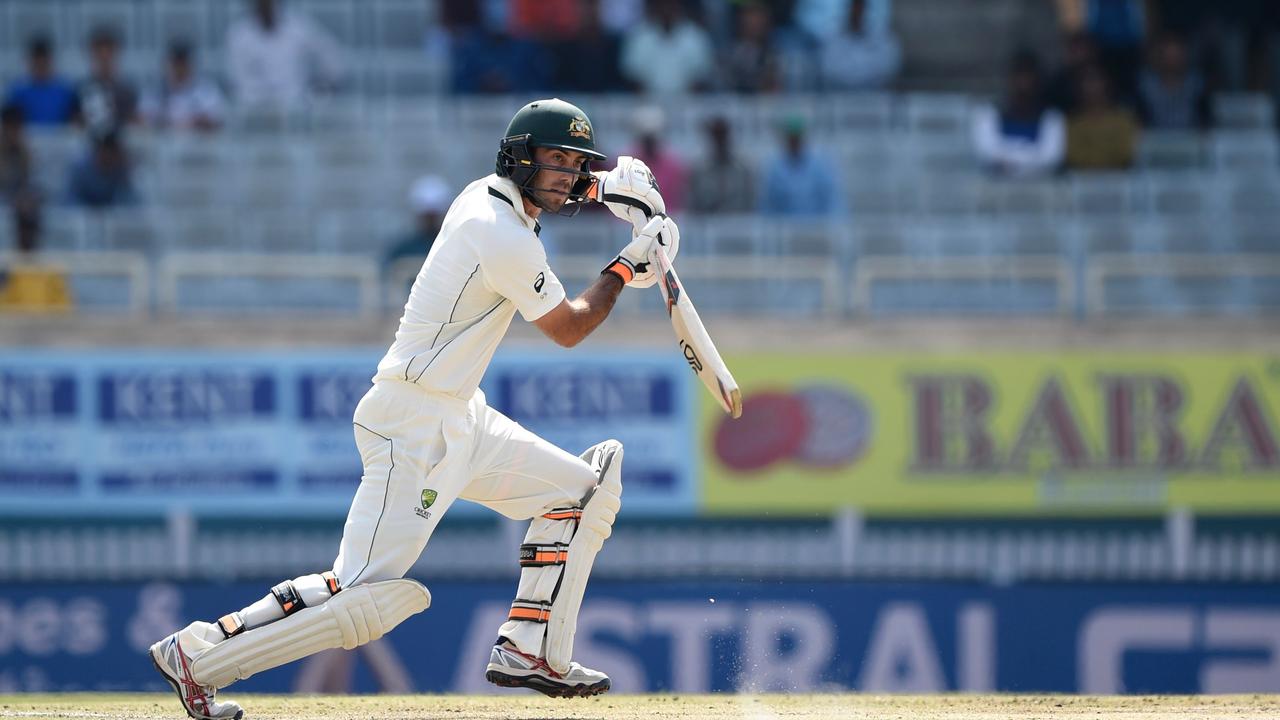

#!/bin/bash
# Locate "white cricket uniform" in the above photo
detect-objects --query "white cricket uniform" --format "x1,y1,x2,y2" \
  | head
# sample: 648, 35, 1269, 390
332, 174, 599, 588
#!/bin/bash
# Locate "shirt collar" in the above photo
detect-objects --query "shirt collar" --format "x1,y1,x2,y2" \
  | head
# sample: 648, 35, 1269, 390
487, 175, 541, 237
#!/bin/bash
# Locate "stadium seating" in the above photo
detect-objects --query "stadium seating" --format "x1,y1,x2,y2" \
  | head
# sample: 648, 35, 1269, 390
1, 0, 1277, 319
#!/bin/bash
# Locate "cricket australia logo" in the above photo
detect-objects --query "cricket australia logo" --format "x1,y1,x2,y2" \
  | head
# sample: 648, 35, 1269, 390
416, 489, 437, 520
567, 116, 592, 140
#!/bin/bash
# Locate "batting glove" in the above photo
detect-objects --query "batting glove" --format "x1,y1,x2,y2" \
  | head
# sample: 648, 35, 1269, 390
603, 215, 680, 289
599, 156, 666, 231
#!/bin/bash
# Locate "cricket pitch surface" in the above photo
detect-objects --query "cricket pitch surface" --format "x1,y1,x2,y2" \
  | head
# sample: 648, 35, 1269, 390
3, 693, 1280, 720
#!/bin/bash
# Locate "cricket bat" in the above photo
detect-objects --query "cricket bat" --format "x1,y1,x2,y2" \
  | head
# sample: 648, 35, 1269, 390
651, 243, 743, 419
586, 172, 742, 419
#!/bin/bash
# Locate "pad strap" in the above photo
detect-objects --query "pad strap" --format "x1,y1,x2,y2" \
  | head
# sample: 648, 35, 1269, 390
509, 599, 553, 623
217, 613, 245, 639
321, 571, 341, 595
542, 507, 583, 522
271, 580, 304, 615
519, 543, 569, 567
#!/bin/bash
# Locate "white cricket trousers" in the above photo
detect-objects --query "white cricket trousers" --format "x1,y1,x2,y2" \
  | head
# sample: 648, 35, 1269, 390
332, 379, 599, 588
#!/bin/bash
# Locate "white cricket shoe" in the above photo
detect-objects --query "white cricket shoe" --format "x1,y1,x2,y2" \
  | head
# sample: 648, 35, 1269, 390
485, 638, 610, 698
150, 631, 244, 720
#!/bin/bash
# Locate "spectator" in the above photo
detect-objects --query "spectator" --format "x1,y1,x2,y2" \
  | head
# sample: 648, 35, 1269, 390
723, 3, 781, 93
510, 0, 582, 40
758, 115, 842, 216
796, 0, 893, 41
689, 117, 756, 214
0, 105, 34, 202
549, 0, 623, 93
773, 23, 822, 93
819, 0, 902, 91
66, 131, 137, 208
600, 0, 646, 34
424, 1, 481, 95
1056, 0, 1148, 101
1137, 32, 1213, 130
450, 25, 550, 93
385, 175, 450, 283
620, 0, 715, 94
1047, 31, 1102, 113
1189, 1, 1272, 94
0, 195, 72, 313
1066, 64, 1140, 169
972, 50, 1066, 178
624, 107, 688, 213
78, 26, 140, 138
226, 0, 344, 111
3, 37, 79, 128
141, 42, 227, 132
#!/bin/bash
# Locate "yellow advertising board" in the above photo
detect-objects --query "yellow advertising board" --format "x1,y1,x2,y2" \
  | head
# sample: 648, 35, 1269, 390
701, 353, 1280, 515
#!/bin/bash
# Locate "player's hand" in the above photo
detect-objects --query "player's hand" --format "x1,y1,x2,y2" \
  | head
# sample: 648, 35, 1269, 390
602, 214, 679, 289
597, 156, 666, 231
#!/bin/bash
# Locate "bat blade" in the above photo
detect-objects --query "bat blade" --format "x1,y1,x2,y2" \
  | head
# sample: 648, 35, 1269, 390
652, 245, 742, 419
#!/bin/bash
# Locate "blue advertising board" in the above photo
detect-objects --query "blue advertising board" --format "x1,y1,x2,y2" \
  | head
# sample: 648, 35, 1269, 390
1, 580, 1277, 694
0, 349, 695, 516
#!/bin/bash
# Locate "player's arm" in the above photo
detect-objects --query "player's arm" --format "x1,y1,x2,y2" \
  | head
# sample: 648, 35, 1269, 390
532, 273, 625, 348
532, 215, 670, 348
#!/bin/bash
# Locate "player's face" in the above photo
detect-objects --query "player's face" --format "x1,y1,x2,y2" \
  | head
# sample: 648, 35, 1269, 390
531, 147, 589, 211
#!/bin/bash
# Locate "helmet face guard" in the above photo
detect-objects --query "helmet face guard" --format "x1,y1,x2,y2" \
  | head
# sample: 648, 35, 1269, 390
496, 134, 600, 217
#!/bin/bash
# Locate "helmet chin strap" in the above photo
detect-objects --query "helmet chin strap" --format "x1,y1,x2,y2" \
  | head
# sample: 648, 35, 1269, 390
522, 185, 565, 213
519, 166, 594, 215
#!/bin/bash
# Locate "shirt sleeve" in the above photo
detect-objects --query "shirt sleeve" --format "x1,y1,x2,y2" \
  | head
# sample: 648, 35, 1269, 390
473, 220, 566, 322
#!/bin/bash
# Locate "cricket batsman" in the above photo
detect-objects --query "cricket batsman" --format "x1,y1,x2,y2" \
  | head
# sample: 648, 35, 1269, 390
149, 98, 679, 719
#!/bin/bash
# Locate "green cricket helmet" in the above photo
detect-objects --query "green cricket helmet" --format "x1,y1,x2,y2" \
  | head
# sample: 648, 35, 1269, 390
495, 98, 607, 216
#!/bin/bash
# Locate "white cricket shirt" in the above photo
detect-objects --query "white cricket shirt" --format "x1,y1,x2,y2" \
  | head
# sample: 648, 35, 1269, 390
374, 174, 566, 397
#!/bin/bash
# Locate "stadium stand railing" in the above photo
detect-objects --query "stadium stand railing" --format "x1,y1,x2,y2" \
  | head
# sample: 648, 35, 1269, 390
11, 220, 1280, 319
1, 507, 1276, 584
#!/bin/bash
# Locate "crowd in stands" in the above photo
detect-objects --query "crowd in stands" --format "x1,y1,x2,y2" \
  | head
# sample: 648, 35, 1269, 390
976, 0, 1280, 177
1, 0, 1280, 312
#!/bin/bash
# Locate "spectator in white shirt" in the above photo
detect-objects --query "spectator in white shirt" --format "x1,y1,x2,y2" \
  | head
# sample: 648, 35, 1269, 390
620, 0, 715, 95
819, 0, 901, 90
972, 50, 1065, 178
141, 42, 226, 132
226, 0, 344, 111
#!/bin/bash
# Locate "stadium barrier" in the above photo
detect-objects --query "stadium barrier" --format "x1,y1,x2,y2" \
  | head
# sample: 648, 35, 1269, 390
1, 578, 1277, 694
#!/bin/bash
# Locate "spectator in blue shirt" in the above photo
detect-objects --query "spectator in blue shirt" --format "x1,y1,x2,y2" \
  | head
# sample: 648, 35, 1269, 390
450, 24, 550, 94
758, 115, 842, 217
3, 37, 80, 127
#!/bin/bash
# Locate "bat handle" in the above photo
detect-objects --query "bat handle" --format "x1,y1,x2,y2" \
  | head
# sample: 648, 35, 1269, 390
586, 171, 608, 202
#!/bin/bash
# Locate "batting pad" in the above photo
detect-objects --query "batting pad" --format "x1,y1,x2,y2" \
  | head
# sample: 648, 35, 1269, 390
545, 440, 623, 674
190, 578, 431, 689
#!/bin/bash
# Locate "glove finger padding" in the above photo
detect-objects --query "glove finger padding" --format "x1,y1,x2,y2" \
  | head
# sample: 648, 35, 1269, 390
603, 214, 680, 289
627, 215, 679, 289
601, 156, 666, 230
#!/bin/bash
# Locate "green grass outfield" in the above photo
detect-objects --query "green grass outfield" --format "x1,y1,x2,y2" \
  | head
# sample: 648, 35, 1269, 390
1, 694, 1278, 720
